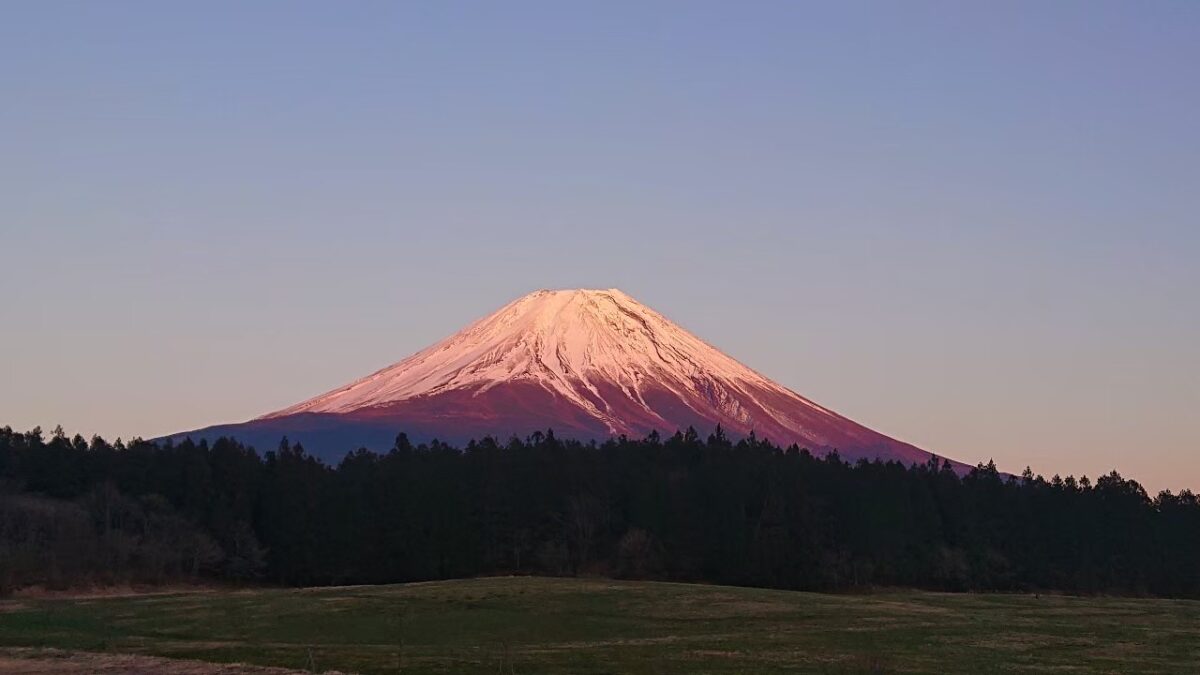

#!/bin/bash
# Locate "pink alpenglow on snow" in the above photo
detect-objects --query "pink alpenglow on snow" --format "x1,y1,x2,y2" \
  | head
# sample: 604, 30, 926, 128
172, 289, 963, 468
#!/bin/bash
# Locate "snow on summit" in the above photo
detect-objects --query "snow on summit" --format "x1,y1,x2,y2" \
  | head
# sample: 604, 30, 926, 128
176, 288, 952, 467
262, 288, 814, 426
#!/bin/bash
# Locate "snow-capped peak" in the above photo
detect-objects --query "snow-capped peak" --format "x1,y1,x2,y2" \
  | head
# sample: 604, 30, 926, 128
261, 288, 828, 431
150, 286, 954, 467
245, 287, 942, 468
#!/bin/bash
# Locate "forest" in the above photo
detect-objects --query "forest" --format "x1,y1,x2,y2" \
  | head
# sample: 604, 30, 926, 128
1, 424, 1197, 598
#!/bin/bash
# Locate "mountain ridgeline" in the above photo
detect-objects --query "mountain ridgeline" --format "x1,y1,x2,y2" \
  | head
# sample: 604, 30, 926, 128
171, 289, 957, 469
2, 425, 1198, 598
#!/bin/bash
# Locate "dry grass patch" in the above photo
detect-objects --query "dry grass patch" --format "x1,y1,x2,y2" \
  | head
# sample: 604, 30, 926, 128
0, 648, 330, 674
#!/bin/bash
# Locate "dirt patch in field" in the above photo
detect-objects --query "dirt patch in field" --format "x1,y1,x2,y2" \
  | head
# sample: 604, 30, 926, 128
0, 648, 346, 674
10, 584, 223, 600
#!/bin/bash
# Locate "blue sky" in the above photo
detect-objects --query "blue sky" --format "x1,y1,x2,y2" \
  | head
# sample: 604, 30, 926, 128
2, 1, 1197, 491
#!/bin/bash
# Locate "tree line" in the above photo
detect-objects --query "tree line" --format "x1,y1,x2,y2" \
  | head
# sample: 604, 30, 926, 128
1, 424, 1197, 597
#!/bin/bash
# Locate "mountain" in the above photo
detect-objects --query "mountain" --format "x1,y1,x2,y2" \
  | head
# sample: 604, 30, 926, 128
170, 288, 962, 468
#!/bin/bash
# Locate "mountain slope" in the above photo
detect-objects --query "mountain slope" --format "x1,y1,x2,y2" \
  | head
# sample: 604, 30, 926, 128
171, 289, 957, 467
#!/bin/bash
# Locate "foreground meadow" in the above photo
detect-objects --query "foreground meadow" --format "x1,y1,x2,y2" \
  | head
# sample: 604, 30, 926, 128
1, 576, 1197, 673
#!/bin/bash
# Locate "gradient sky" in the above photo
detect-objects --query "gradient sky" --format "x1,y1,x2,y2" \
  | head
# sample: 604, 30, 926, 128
2, 1, 1197, 492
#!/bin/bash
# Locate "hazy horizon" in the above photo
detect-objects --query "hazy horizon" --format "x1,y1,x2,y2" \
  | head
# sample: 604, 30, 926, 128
3, 2, 1197, 492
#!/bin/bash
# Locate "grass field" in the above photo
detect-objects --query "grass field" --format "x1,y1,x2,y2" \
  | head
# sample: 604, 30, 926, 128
1, 576, 1197, 674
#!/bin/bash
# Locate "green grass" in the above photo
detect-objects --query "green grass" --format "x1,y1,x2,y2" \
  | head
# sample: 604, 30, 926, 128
1, 577, 1198, 673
